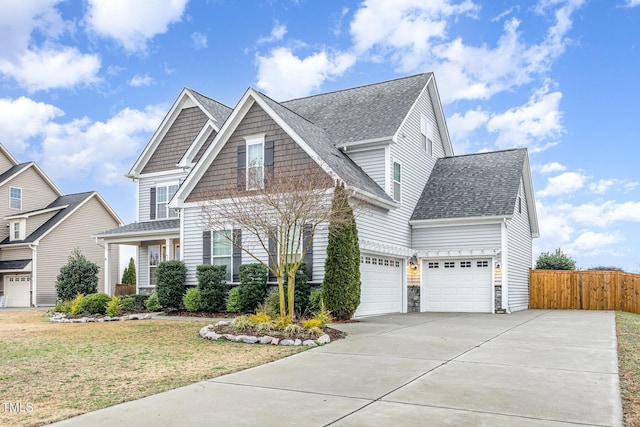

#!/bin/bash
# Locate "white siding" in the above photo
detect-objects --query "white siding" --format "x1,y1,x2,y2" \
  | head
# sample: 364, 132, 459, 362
26, 211, 57, 236
506, 179, 533, 312
346, 148, 385, 188
138, 245, 149, 291
182, 207, 206, 287
413, 223, 501, 250
137, 171, 186, 222
357, 85, 447, 252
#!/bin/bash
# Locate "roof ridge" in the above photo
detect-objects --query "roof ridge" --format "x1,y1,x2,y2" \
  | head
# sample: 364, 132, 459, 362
442, 148, 527, 160
186, 87, 233, 110
254, 89, 322, 129
282, 73, 431, 103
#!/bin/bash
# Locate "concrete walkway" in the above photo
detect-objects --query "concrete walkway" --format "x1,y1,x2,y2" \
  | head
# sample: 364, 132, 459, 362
50, 310, 622, 426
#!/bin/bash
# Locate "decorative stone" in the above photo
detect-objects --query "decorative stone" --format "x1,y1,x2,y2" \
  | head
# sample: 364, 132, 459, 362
317, 334, 331, 344
199, 325, 213, 337
280, 339, 295, 346
204, 332, 221, 341
293, 339, 302, 346
104, 316, 112, 321
259, 336, 273, 344
215, 320, 230, 327
240, 336, 259, 344
223, 334, 236, 341
271, 338, 280, 346
303, 340, 317, 347
142, 313, 153, 320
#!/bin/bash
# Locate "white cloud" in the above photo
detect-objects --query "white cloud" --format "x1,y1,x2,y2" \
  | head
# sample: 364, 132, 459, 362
537, 171, 587, 197
589, 179, 616, 195
566, 230, 625, 256
487, 83, 564, 151
39, 104, 167, 184
191, 32, 207, 50
256, 47, 356, 100
623, 0, 640, 7
538, 162, 566, 174
128, 74, 153, 87
0, 96, 64, 152
85, 0, 188, 52
258, 23, 287, 44
447, 108, 488, 152
0, 47, 101, 92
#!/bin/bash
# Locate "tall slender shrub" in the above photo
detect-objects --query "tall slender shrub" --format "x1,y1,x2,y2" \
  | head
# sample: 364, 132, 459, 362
322, 182, 361, 320
155, 261, 187, 309
121, 257, 137, 287
56, 248, 100, 301
197, 265, 227, 312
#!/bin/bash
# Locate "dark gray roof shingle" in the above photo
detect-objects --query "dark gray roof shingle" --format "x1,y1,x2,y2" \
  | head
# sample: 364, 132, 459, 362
188, 89, 233, 128
283, 73, 431, 144
255, 91, 393, 203
0, 162, 32, 184
411, 149, 527, 221
0, 192, 96, 245
0, 259, 31, 271
96, 219, 180, 236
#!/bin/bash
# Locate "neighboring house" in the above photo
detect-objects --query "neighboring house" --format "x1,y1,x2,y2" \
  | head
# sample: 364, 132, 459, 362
96, 73, 539, 315
0, 145, 122, 307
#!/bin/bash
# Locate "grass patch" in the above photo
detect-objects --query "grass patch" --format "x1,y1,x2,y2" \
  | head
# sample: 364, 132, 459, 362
0, 310, 303, 427
617, 311, 640, 426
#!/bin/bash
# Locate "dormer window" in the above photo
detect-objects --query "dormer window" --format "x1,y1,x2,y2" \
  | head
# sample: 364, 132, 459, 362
9, 187, 21, 210
9, 219, 25, 241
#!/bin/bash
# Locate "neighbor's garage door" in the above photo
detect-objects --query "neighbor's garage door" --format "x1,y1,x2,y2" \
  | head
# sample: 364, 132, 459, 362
4, 275, 31, 307
422, 259, 492, 312
355, 254, 403, 316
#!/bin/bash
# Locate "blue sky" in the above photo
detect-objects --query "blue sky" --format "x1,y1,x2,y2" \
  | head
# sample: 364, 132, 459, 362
1, 0, 639, 271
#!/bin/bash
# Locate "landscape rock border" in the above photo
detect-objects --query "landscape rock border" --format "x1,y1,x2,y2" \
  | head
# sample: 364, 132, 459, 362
48, 313, 153, 323
199, 321, 331, 347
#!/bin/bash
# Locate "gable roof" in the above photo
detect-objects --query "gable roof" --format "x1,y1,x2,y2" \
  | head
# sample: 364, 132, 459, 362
94, 218, 180, 239
0, 162, 63, 196
0, 144, 19, 166
127, 88, 233, 178
0, 191, 122, 245
283, 74, 430, 144
410, 149, 539, 236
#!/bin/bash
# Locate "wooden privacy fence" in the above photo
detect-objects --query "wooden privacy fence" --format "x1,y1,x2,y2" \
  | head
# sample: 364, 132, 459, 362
114, 283, 135, 296
529, 269, 640, 314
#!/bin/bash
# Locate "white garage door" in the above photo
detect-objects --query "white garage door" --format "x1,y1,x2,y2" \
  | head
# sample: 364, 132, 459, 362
422, 259, 492, 313
355, 254, 403, 316
4, 275, 31, 307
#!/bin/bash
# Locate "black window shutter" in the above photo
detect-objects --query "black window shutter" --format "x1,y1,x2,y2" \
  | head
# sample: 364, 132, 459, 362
232, 229, 242, 282
149, 187, 156, 220
237, 145, 246, 191
264, 140, 274, 181
268, 234, 276, 282
303, 224, 313, 280
202, 230, 211, 265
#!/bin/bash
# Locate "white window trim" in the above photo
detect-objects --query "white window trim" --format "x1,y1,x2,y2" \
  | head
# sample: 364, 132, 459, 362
393, 160, 402, 203
420, 114, 434, 156
212, 230, 233, 282
148, 245, 161, 286
9, 186, 22, 210
244, 135, 265, 191
9, 219, 25, 241
156, 182, 179, 220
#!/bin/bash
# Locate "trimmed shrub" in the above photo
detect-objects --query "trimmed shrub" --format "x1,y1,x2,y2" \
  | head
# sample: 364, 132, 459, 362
260, 290, 280, 319
183, 288, 202, 312
196, 265, 227, 312
79, 293, 111, 315
155, 261, 187, 309
146, 293, 160, 312
54, 299, 73, 314
70, 294, 85, 315
131, 294, 150, 310
322, 182, 361, 320
248, 312, 271, 325
119, 296, 136, 312
105, 296, 122, 317
238, 263, 268, 312
302, 318, 322, 330
56, 248, 100, 301
309, 289, 322, 314
226, 287, 241, 313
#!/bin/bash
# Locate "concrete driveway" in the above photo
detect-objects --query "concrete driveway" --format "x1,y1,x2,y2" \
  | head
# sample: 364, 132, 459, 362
50, 310, 622, 427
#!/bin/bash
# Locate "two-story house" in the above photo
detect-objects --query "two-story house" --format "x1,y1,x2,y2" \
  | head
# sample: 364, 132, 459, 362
0, 145, 122, 307
96, 73, 538, 315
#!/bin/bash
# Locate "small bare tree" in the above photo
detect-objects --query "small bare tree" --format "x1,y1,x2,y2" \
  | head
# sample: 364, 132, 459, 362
198, 165, 355, 321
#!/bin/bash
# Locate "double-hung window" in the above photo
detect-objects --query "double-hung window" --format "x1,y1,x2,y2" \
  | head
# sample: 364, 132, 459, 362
393, 161, 401, 202
212, 231, 232, 281
283, 224, 302, 265
420, 114, 433, 156
9, 187, 21, 210
246, 137, 265, 190
156, 184, 179, 219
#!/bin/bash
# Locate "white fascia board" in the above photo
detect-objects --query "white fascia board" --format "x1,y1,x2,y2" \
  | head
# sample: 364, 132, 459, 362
91, 192, 125, 226
351, 187, 397, 210
95, 230, 180, 243
0, 144, 19, 166
5, 205, 67, 220
339, 137, 393, 151
521, 154, 540, 238
177, 119, 217, 168
410, 215, 510, 228
427, 75, 455, 157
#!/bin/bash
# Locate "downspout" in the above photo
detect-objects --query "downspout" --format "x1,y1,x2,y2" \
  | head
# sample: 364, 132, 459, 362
28, 243, 37, 307
501, 218, 510, 313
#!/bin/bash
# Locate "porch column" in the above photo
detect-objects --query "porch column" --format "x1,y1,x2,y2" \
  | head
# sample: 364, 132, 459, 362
165, 239, 173, 261
104, 242, 111, 296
